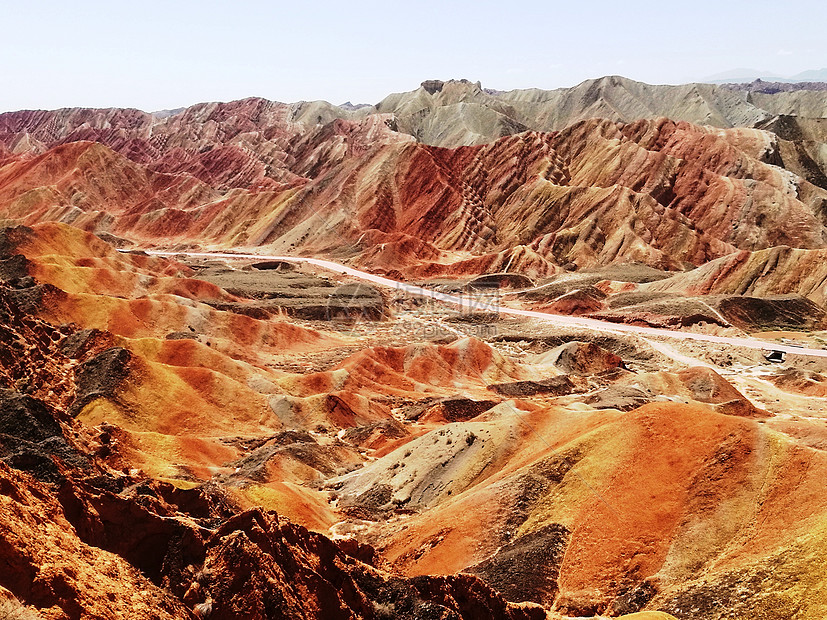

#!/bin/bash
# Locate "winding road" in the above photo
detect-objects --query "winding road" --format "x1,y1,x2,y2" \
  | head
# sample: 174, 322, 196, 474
143, 250, 827, 359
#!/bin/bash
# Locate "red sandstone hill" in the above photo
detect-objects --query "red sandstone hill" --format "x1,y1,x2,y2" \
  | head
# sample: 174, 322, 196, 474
1, 113, 826, 280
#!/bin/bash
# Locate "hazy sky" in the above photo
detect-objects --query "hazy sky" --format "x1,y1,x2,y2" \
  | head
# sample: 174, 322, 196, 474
1, 0, 825, 112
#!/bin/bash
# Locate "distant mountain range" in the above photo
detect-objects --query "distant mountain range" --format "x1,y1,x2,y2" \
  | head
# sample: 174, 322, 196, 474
703, 67, 827, 83
5, 75, 827, 150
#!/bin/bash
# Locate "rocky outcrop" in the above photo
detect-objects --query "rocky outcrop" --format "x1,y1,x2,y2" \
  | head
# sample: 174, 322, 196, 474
466, 523, 570, 607
0, 390, 88, 483
0, 462, 194, 619
0, 455, 548, 620
540, 341, 624, 375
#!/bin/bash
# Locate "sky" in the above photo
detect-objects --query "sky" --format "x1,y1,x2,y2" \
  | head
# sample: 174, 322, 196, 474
1, 0, 825, 112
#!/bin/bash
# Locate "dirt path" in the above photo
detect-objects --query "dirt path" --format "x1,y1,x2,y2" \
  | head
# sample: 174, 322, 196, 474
140, 250, 827, 359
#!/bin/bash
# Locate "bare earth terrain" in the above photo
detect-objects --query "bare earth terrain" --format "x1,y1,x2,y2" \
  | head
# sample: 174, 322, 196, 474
2, 78, 827, 619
